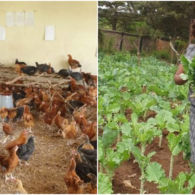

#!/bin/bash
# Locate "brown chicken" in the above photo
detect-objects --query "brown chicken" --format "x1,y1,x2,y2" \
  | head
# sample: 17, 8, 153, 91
59, 105, 67, 117
40, 90, 49, 102
0, 107, 8, 122
0, 145, 19, 181
24, 87, 33, 97
50, 94, 66, 115
5, 130, 28, 150
69, 77, 86, 96
24, 114, 34, 132
62, 120, 78, 139
80, 117, 96, 140
65, 92, 80, 102
43, 104, 58, 125
15, 97, 33, 107
39, 101, 50, 112
82, 73, 97, 87
73, 105, 96, 140
23, 106, 34, 132
33, 93, 42, 108
64, 157, 83, 194
52, 93, 64, 105
88, 87, 97, 99
3, 123, 13, 135
67, 54, 82, 70
15, 65, 26, 75
2, 123, 13, 143
73, 106, 87, 125
54, 111, 68, 130
23, 105, 30, 114
80, 95, 97, 107
7, 108, 17, 121
52, 101, 64, 112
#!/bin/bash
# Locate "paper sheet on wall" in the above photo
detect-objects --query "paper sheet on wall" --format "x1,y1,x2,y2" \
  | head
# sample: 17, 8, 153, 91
0, 26, 6, 40
45, 25, 55, 40
15, 12, 25, 26
6, 12, 14, 27
25, 12, 34, 26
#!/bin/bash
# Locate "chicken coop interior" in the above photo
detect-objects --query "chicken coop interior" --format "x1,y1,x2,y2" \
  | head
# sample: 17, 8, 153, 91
0, 1, 97, 194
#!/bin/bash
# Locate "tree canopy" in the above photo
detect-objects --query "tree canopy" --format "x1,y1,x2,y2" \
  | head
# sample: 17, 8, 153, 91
99, 1, 195, 40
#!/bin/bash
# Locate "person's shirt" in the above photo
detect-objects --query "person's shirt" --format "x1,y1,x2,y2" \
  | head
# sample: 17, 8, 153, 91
185, 44, 195, 61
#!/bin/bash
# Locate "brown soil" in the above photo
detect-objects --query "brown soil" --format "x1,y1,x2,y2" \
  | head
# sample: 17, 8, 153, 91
138, 110, 157, 122
124, 108, 132, 121
120, 87, 128, 92
170, 100, 182, 109
125, 109, 156, 123
142, 86, 147, 93
0, 112, 87, 194
113, 134, 192, 194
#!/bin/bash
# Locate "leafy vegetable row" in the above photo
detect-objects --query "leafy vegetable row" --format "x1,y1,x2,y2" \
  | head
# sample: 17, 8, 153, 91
98, 52, 194, 194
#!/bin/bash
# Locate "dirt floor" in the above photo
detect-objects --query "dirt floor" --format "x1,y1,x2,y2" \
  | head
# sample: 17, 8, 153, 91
0, 111, 87, 194
113, 134, 193, 194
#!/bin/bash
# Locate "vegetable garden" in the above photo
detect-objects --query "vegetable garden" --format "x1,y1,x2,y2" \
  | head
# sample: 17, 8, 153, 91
98, 52, 195, 194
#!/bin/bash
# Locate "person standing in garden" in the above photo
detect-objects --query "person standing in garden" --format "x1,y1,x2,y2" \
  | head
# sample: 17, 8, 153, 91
174, 22, 195, 164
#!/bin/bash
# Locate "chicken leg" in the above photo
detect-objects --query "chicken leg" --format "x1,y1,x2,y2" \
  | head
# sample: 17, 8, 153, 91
5, 173, 16, 182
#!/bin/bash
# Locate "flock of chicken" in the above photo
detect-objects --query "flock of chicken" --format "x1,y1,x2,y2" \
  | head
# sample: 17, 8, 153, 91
15, 54, 82, 76
0, 55, 97, 194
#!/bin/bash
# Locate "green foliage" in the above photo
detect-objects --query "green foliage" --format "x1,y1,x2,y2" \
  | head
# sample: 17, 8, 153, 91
146, 162, 195, 193
99, 1, 195, 40
146, 162, 166, 183
153, 50, 170, 60
157, 172, 195, 194
107, 38, 115, 54
180, 55, 195, 86
98, 35, 116, 54
98, 52, 191, 193
129, 94, 157, 118
150, 49, 176, 63
98, 173, 113, 194
175, 40, 187, 52
179, 113, 191, 160
131, 113, 161, 145
167, 133, 182, 156
98, 29, 105, 50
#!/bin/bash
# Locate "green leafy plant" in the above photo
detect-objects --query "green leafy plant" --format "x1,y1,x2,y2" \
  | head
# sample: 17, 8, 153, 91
129, 114, 161, 193
129, 94, 157, 119
98, 173, 113, 194
167, 133, 182, 178
146, 162, 195, 193
152, 49, 173, 62
131, 145, 156, 194
180, 55, 195, 86
98, 52, 191, 193
149, 110, 179, 147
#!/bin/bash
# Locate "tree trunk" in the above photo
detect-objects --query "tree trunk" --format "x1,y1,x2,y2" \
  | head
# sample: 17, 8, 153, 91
119, 33, 124, 51
112, 22, 117, 30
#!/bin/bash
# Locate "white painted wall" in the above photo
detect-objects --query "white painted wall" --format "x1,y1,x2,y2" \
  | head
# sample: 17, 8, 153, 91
0, 1, 97, 74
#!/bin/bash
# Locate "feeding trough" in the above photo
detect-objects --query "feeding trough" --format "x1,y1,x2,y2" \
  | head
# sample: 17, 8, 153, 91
0, 94, 14, 109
